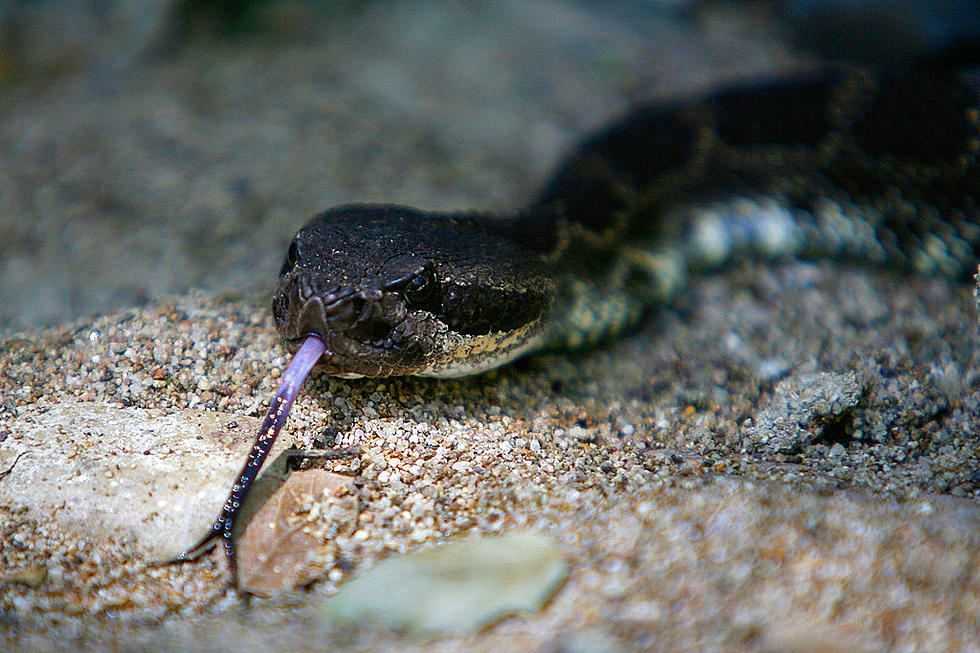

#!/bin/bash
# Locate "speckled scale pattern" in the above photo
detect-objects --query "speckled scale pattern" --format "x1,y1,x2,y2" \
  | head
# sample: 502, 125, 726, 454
533, 69, 980, 349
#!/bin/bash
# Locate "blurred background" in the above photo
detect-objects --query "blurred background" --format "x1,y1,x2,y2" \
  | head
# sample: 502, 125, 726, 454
0, 0, 975, 330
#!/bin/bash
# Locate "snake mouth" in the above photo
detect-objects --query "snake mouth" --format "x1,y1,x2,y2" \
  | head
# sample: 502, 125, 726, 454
273, 273, 430, 376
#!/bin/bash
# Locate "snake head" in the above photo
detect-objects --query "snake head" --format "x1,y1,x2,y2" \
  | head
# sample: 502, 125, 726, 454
272, 205, 553, 377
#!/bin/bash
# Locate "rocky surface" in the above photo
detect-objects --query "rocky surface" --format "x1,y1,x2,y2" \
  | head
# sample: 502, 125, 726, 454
2, 2, 979, 652
2, 259, 979, 651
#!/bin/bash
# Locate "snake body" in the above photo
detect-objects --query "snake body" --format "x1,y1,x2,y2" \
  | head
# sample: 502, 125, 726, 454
273, 68, 980, 378
184, 66, 980, 587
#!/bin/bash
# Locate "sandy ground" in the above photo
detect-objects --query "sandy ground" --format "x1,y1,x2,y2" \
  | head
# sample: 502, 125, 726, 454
2, 2, 979, 651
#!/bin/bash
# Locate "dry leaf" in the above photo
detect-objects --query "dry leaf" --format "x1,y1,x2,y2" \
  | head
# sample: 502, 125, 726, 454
237, 468, 356, 595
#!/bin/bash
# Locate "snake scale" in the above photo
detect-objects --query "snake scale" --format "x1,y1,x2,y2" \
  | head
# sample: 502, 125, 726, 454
177, 66, 980, 586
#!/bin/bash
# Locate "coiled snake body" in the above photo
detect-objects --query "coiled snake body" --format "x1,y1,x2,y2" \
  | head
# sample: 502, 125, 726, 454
181, 67, 980, 585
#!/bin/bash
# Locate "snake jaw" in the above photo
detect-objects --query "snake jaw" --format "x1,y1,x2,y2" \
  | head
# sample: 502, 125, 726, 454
275, 271, 437, 377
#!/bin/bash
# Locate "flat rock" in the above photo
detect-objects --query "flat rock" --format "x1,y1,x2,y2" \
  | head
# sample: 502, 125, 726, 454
0, 403, 275, 558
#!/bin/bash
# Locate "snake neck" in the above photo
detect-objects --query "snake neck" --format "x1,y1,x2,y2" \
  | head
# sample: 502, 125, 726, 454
522, 68, 980, 350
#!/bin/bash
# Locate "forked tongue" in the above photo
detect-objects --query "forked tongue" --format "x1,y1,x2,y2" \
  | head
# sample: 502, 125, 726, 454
175, 335, 325, 585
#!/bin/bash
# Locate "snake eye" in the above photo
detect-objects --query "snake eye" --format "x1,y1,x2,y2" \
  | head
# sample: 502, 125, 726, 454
280, 241, 300, 276
401, 268, 439, 310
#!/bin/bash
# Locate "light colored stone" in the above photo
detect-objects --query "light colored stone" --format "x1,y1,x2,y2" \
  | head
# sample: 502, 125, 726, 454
0, 403, 292, 558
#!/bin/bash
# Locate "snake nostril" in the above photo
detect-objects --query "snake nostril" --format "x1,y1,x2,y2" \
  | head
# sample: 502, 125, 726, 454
349, 296, 366, 314
350, 318, 392, 343
368, 320, 393, 342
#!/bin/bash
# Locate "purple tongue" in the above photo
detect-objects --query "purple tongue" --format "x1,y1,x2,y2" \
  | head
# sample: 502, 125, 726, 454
175, 335, 325, 584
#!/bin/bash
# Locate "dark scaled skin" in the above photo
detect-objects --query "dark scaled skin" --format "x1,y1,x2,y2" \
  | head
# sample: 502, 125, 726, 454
530, 69, 980, 280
